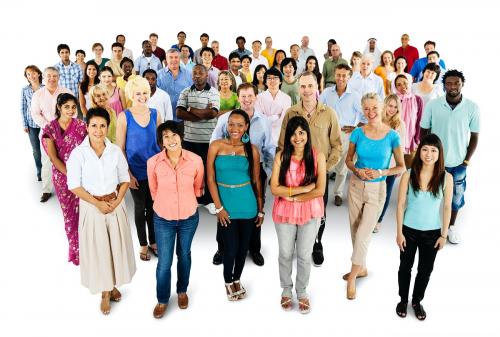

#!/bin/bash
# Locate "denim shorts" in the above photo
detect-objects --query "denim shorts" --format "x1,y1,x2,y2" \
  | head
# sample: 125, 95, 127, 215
445, 164, 467, 211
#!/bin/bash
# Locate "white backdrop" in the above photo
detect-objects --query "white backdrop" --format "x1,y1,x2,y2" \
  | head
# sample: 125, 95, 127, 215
0, 1, 497, 336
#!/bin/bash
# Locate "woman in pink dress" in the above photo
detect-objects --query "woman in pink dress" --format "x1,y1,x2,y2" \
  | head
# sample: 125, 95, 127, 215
99, 66, 126, 116
270, 116, 326, 314
42, 93, 87, 265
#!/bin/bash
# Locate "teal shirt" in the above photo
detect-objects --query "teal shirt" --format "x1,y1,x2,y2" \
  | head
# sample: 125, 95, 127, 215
420, 96, 480, 167
215, 155, 257, 219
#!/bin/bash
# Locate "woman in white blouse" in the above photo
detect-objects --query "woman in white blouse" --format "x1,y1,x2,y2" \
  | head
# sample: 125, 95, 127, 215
67, 107, 136, 315
411, 63, 444, 106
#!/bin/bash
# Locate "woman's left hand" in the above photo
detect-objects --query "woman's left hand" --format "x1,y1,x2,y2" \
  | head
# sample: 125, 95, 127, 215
434, 237, 446, 250
107, 198, 121, 212
365, 169, 382, 179
255, 214, 264, 227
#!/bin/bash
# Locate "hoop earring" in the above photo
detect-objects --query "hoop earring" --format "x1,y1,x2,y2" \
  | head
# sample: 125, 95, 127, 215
241, 132, 250, 143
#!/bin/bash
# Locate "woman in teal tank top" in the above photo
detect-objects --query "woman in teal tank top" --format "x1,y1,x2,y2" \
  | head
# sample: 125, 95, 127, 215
395, 134, 453, 320
207, 109, 264, 301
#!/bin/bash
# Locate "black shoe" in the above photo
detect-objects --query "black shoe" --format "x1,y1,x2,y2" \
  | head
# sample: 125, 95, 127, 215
37, 176, 42, 182
212, 250, 223, 265
334, 196, 343, 206
40, 192, 52, 203
312, 242, 324, 266
250, 251, 264, 266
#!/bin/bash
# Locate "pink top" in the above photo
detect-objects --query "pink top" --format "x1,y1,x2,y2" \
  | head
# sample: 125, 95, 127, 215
30, 86, 72, 128
147, 149, 204, 220
109, 86, 123, 116
272, 150, 324, 225
255, 90, 291, 145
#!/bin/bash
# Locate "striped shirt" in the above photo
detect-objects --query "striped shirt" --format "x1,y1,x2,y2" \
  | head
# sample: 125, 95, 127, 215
177, 84, 220, 143
21, 84, 44, 128
55, 62, 82, 99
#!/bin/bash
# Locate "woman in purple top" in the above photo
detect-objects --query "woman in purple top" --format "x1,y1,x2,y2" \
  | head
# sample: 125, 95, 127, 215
42, 93, 87, 265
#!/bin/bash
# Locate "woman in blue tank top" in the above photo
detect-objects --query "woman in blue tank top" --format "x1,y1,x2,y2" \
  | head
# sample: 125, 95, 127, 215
395, 134, 453, 320
206, 109, 264, 301
116, 76, 161, 262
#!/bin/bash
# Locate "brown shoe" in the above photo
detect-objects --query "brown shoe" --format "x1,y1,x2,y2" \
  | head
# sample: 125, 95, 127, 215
101, 291, 111, 315
153, 303, 167, 319
178, 293, 188, 309
40, 193, 52, 203
334, 196, 342, 206
110, 287, 121, 302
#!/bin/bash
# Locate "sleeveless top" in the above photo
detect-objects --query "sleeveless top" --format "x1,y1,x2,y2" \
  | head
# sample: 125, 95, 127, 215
215, 155, 257, 219
125, 108, 160, 180
109, 86, 123, 115
403, 170, 446, 231
272, 150, 324, 225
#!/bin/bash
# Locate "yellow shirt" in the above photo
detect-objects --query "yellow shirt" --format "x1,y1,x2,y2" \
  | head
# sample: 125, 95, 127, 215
116, 74, 137, 109
261, 49, 277, 68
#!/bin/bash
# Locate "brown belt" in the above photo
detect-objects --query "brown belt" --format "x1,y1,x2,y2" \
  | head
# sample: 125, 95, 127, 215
93, 185, 120, 202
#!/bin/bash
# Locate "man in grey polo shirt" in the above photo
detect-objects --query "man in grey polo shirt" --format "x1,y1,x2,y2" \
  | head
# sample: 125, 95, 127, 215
177, 64, 220, 214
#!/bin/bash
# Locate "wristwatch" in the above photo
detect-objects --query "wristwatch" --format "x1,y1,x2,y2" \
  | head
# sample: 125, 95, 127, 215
378, 169, 383, 176
215, 205, 224, 214
462, 159, 469, 166
258, 211, 265, 218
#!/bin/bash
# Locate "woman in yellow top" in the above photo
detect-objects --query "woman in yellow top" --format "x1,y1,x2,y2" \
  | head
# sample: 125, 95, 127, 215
240, 55, 253, 83
374, 51, 395, 96
89, 83, 117, 143
116, 57, 136, 109
261, 36, 276, 67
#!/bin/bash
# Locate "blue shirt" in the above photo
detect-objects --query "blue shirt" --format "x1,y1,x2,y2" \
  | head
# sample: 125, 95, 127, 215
157, 67, 193, 121
420, 96, 480, 167
21, 84, 44, 128
134, 54, 163, 76
210, 110, 276, 177
410, 57, 446, 81
350, 127, 400, 182
231, 48, 252, 58
54, 61, 82, 99
319, 85, 365, 127
171, 44, 194, 59
348, 72, 385, 99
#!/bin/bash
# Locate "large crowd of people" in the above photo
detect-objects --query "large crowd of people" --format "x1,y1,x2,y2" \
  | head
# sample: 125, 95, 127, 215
20, 31, 480, 320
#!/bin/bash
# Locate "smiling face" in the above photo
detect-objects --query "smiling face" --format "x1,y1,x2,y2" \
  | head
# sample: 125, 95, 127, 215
201, 50, 213, 66
112, 46, 123, 60
144, 72, 157, 92
283, 62, 294, 77
211, 42, 219, 55
76, 52, 85, 63
142, 41, 153, 56
290, 45, 299, 59
265, 37, 272, 49
162, 129, 182, 152
360, 57, 373, 75
99, 70, 113, 85
290, 126, 308, 150
266, 74, 280, 90
401, 34, 409, 47
58, 99, 78, 121
218, 73, 231, 90
227, 113, 248, 140
87, 116, 108, 144
86, 64, 98, 79
306, 58, 316, 72
149, 35, 158, 47
330, 44, 341, 59
275, 51, 285, 65
395, 77, 409, 94
420, 144, 439, 165
59, 48, 70, 63
256, 68, 265, 82
44, 69, 59, 88
241, 58, 250, 71
382, 52, 393, 66
166, 51, 180, 70
252, 41, 262, 54
121, 61, 133, 76
26, 69, 41, 85
385, 98, 399, 117
299, 74, 317, 103
335, 68, 350, 90
132, 88, 149, 106
237, 87, 256, 112
423, 69, 437, 82
200, 36, 209, 47
395, 58, 407, 72
93, 45, 103, 58
230, 57, 241, 72
92, 88, 109, 108
362, 98, 382, 123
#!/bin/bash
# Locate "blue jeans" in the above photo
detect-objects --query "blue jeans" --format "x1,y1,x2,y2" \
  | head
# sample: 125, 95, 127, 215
445, 165, 467, 211
27, 127, 42, 179
378, 175, 396, 222
154, 210, 199, 304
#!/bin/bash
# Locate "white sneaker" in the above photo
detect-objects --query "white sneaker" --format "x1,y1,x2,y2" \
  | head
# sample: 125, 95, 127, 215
204, 203, 217, 215
447, 226, 461, 244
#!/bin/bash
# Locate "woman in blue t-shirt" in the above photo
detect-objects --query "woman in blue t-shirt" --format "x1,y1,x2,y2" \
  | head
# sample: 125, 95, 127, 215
344, 92, 405, 300
395, 134, 452, 320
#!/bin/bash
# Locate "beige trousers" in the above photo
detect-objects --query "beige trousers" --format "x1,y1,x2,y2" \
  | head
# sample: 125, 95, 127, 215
332, 131, 351, 197
347, 175, 386, 266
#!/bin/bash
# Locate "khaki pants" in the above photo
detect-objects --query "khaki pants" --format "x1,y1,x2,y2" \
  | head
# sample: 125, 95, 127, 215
347, 175, 386, 266
332, 131, 351, 198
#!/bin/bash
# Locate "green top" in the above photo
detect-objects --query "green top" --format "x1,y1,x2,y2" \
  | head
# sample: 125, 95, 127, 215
215, 155, 257, 219
322, 57, 348, 84
220, 92, 240, 111
281, 78, 300, 105
107, 107, 117, 143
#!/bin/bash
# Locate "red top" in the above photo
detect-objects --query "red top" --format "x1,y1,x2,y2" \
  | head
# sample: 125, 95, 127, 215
394, 45, 419, 73
153, 46, 166, 63
212, 54, 229, 71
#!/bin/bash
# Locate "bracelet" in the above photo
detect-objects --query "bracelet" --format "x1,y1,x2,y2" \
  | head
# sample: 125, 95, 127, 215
215, 205, 224, 214
463, 159, 469, 166
288, 185, 292, 197
440, 234, 447, 239
258, 211, 265, 218
378, 169, 383, 176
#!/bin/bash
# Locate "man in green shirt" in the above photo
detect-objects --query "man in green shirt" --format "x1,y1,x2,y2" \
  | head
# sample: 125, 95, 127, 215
322, 43, 347, 88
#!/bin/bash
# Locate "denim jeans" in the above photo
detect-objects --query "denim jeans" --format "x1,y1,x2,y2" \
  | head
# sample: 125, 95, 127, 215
154, 210, 199, 304
445, 164, 467, 211
27, 127, 42, 179
378, 175, 396, 223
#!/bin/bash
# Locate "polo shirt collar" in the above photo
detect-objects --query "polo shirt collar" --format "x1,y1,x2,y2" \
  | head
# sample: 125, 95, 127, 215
190, 83, 211, 91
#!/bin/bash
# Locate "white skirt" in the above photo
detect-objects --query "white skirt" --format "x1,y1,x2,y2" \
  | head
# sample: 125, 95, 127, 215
79, 199, 136, 294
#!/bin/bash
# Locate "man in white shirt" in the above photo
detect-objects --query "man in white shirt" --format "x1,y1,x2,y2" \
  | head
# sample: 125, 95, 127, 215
143, 69, 172, 122
299, 36, 315, 63
116, 34, 133, 60
250, 40, 269, 74
349, 54, 385, 99
290, 44, 305, 76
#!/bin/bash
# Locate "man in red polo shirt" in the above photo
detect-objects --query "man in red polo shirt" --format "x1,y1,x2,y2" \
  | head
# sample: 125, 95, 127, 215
394, 33, 419, 72
211, 40, 228, 71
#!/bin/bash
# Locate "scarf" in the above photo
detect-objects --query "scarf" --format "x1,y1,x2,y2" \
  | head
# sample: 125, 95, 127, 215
397, 91, 419, 153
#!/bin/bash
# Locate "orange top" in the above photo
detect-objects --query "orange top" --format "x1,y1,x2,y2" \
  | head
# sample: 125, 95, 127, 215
147, 149, 204, 220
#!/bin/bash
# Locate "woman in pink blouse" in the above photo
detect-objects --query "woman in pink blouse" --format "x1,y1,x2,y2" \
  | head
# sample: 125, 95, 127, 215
147, 121, 204, 319
270, 116, 326, 314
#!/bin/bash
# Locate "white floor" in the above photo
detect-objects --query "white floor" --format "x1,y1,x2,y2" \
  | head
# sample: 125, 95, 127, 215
1, 161, 496, 337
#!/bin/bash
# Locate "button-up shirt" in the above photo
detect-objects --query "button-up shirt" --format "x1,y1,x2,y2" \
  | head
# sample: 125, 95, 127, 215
255, 90, 291, 145
231, 48, 252, 58
55, 61, 82, 99
148, 87, 173, 122
134, 54, 163, 76
319, 85, 365, 127
279, 102, 342, 171
420, 96, 480, 167
210, 109, 276, 177
147, 149, 204, 220
349, 72, 385, 99
66, 136, 130, 195
30, 86, 72, 128
180, 59, 196, 72
21, 84, 44, 128
157, 67, 193, 121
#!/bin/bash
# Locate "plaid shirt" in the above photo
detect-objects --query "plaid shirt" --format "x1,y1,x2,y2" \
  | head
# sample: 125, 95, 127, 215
20, 84, 44, 128
55, 61, 82, 98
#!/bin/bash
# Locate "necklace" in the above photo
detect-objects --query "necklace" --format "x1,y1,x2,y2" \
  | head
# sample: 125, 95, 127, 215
303, 103, 316, 119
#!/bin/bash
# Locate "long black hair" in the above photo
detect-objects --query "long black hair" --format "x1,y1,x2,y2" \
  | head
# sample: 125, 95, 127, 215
55, 93, 78, 119
228, 109, 255, 187
279, 116, 316, 186
409, 133, 445, 197
80, 60, 100, 95
305, 55, 322, 87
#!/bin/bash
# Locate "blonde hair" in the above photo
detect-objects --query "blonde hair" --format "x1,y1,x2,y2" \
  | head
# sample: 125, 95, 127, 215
125, 76, 151, 101
383, 94, 402, 129
89, 83, 108, 108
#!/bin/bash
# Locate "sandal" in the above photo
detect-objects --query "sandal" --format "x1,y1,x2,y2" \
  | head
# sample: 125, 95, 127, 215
373, 223, 381, 233
342, 270, 368, 281
110, 287, 121, 302
412, 302, 427, 321
101, 291, 111, 315
140, 246, 151, 261
280, 296, 292, 311
149, 245, 158, 257
396, 301, 407, 318
225, 283, 239, 301
298, 297, 310, 314
233, 280, 246, 299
